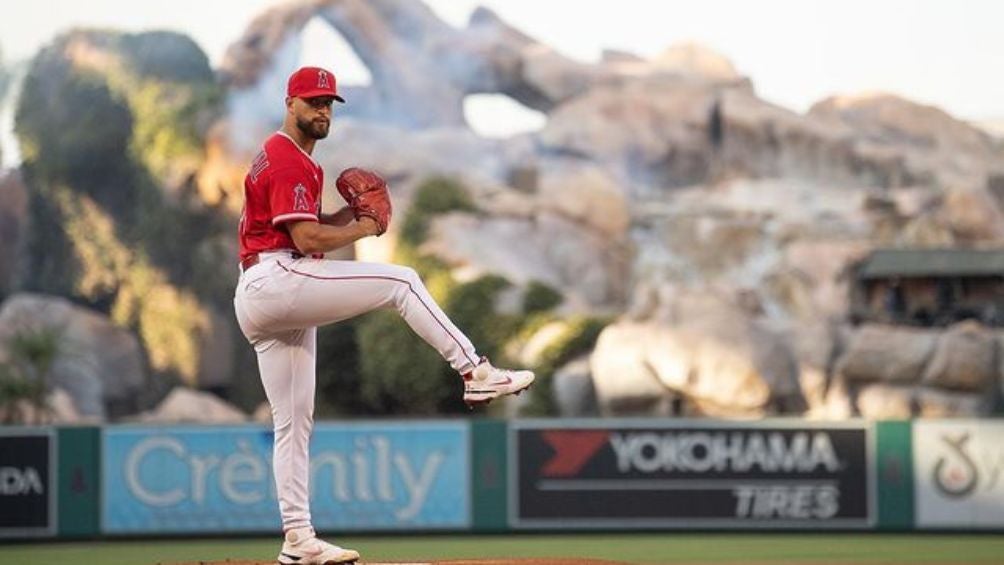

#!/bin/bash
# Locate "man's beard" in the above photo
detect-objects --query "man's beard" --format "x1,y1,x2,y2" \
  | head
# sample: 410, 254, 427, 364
296, 116, 330, 139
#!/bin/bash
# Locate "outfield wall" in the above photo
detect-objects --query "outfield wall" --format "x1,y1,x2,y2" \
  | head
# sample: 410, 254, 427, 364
0, 418, 1000, 538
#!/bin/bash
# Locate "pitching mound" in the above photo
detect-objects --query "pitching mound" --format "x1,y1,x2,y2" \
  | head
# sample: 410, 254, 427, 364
166, 560, 630, 565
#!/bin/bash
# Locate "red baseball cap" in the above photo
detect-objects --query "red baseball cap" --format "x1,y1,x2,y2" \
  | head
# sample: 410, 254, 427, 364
286, 66, 345, 103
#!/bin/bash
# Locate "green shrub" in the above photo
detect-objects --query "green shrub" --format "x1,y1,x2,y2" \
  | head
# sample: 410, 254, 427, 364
314, 318, 365, 417
0, 365, 45, 425
399, 176, 476, 246
0, 328, 62, 424
522, 280, 563, 314
356, 311, 459, 415
443, 274, 519, 362
354, 274, 529, 416
520, 316, 610, 416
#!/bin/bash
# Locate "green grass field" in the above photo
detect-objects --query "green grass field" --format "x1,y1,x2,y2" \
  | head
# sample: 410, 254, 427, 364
1, 534, 1003, 565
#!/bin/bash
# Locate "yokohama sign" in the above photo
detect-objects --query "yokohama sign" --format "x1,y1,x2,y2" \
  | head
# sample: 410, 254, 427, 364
511, 420, 873, 529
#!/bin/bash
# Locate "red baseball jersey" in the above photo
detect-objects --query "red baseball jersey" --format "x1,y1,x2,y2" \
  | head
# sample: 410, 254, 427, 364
238, 132, 323, 261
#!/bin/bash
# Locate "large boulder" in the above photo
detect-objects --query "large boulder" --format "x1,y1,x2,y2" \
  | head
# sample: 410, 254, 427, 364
591, 305, 803, 419
138, 387, 246, 423
651, 324, 799, 414
769, 240, 871, 320
423, 212, 628, 308
589, 322, 675, 416
253, 401, 272, 425
635, 207, 770, 284
0, 293, 146, 420
0, 388, 86, 425
48, 388, 85, 424
534, 158, 630, 239
795, 324, 834, 411
542, 75, 918, 194
922, 321, 997, 391
942, 185, 1004, 242
315, 121, 505, 184
718, 90, 897, 186
539, 76, 723, 189
810, 93, 1004, 194
835, 324, 938, 384
803, 373, 854, 420
551, 355, 598, 417
793, 321, 854, 419
629, 177, 874, 326
854, 383, 914, 419
651, 42, 741, 80
915, 387, 990, 418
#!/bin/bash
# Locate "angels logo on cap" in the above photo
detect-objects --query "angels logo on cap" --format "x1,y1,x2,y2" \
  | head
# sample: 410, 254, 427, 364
287, 66, 345, 103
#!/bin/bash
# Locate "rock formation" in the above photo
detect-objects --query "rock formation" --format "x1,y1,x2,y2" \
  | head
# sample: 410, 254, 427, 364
0, 170, 28, 297
0, 293, 146, 420
136, 387, 247, 424
3, 0, 1002, 419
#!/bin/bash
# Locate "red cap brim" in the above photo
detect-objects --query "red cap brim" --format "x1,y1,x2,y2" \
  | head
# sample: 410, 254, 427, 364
294, 89, 345, 103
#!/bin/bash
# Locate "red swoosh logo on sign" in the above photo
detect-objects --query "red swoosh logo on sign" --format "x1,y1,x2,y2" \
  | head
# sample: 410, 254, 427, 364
540, 430, 610, 477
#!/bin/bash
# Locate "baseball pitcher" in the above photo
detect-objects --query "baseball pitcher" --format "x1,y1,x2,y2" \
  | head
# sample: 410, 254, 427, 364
233, 66, 534, 565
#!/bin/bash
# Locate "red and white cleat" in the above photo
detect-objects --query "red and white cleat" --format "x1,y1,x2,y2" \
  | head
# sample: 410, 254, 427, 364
277, 526, 359, 564
462, 357, 535, 408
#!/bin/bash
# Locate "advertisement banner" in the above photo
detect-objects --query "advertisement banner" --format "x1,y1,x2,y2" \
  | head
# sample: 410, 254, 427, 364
0, 428, 56, 537
511, 420, 873, 529
914, 420, 1004, 528
103, 422, 469, 533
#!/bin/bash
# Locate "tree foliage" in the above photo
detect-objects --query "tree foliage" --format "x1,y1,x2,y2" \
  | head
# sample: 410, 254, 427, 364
13, 30, 227, 391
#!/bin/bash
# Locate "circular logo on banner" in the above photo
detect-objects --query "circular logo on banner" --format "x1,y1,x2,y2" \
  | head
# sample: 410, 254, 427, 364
932, 433, 978, 498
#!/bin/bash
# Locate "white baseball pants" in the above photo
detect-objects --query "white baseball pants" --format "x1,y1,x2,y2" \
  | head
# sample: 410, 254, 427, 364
233, 250, 479, 530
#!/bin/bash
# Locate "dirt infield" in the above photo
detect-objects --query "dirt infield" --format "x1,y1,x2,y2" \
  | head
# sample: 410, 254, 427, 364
167, 560, 631, 565
158, 561, 979, 565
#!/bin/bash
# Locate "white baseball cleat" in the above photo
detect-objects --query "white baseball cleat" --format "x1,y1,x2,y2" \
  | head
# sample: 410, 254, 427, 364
277, 526, 359, 564
463, 357, 535, 407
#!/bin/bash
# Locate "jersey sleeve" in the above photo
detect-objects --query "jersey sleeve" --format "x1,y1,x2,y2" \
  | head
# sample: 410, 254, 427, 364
269, 166, 319, 226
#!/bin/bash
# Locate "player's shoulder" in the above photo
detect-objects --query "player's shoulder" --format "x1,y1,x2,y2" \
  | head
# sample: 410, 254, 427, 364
262, 132, 295, 158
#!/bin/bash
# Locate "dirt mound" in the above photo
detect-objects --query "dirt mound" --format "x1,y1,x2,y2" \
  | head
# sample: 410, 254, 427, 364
166, 560, 630, 565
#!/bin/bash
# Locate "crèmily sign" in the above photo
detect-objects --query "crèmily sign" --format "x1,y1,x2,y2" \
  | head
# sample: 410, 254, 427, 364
103, 423, 469, 533
0, 429, 56, 537
511, 421, 873, 529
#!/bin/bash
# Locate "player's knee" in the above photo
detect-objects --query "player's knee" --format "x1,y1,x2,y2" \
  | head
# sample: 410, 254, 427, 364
393, 265, 420, 284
